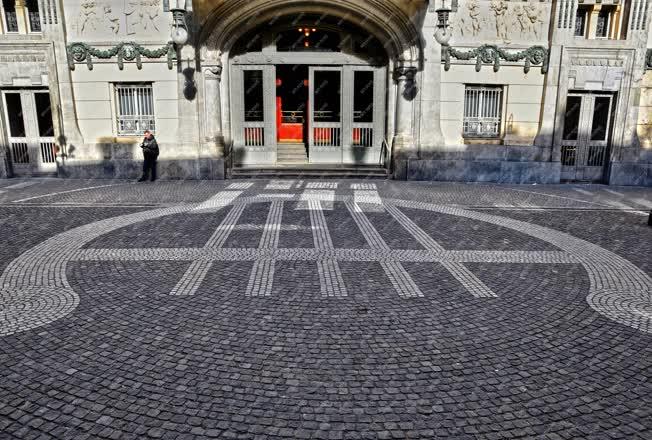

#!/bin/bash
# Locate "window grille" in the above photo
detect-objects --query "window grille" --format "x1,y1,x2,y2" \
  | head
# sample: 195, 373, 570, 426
4, 0, 19, 32
115, 84, 155, 136
26, 0, 40, 32
463, 86, 503, 138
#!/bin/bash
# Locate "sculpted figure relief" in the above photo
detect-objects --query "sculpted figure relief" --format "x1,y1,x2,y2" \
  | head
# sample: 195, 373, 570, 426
78, 0, 100, 34
125, 0, 161, 35
103, 4, 120, 34
490, 0, 510, 40
463, 0, 482, 37
524, 3, 544, 39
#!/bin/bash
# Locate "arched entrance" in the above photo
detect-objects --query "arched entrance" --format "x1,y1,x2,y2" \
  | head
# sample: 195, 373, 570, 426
229, 18, 389, 166
199, 0, 422, 171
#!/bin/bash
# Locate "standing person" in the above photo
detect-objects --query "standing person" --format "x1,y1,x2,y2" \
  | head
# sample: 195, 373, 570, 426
138, 130, 159, 182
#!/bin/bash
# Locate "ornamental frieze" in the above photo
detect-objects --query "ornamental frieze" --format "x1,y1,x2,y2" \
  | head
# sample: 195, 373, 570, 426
66, 41, 176, 70
442, 44, 549, 73
570, 58, 625, 67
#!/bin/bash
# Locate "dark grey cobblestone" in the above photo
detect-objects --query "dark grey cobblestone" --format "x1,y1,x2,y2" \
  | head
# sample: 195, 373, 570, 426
0, 181, 650, 439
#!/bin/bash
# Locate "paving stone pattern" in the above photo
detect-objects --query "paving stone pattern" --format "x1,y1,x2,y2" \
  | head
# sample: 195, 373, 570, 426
0, 180, 650, 439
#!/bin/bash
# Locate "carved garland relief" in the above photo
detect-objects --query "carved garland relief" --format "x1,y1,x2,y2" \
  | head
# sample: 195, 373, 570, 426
74, 0, 162, 37
454, 0, 547, 42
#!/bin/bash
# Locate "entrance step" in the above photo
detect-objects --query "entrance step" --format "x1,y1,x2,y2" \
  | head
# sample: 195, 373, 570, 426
276, 143, 308, 164
231, 165, 389, 180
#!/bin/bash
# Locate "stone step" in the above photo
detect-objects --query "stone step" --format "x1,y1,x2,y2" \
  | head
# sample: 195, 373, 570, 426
231, 165, 389, 180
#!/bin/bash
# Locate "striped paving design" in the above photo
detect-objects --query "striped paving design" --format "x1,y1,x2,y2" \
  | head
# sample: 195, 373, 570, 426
384, 203, 497, 298
227, 182, 254, 190
171, 203, 246, 296
296, 190, 335, 210
192, 190, 243, 213
205, 203, 247, 248
309, 200, 347, 297
245, 201, 284, 297
344, 200, 423, 298
170, 260, 213, 296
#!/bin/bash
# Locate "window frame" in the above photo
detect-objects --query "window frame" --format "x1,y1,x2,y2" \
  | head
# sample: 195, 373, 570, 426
462, 84, 505, 140
112, 83, 156, 137
25, 0, 42, 33
2, 0, 20, 33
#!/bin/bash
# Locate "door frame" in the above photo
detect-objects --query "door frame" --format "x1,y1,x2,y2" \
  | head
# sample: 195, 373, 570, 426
230, 64, 277, 165
1, 88, 57, 175
560, 92, 615, 182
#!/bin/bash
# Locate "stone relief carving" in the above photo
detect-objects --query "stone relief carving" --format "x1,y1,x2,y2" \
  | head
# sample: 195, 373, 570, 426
452, 0, 549, 43
125, 0, 161, 35
72, 0, 164, 37
490, 0, 509, 41
102, 5, 120, 34
457, 0, 483, 37
78, 0, 100, 34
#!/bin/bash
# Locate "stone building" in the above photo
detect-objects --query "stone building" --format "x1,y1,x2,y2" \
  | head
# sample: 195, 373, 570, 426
0, 0, 650, 185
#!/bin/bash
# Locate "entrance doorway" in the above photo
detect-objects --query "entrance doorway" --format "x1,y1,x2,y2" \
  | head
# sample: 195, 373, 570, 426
560, 92, 615, 182
1, 89, 57, 176
229, 18, 388, 168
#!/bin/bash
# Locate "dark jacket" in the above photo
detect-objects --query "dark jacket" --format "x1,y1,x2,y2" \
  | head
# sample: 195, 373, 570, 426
141, 136, 159, 157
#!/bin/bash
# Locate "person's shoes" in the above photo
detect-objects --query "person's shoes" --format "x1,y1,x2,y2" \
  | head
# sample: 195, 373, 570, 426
137, 177, 147, 182
150, 178, 156, 182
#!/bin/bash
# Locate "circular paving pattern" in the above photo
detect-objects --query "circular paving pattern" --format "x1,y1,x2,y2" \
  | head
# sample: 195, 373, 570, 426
0, 189, 651, 439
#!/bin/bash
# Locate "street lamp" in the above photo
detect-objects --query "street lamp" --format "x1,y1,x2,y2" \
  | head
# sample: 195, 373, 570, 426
168, 0, 190, 47
433, 0, 452, 45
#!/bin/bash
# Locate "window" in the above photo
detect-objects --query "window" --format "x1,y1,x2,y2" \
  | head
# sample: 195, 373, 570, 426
575, 6, 589, 37
26, 0, 41, 32
3, 0, 19, 32
463, 85, 503, 138
596, 7, 615, 38
114, 84, 155, 136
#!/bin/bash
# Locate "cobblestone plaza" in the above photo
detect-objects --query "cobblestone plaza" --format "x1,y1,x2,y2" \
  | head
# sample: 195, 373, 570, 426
0, 179, 650, 439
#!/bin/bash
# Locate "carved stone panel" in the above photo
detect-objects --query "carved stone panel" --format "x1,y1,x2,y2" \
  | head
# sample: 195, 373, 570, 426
65, 0, 171, 40
450, 0, 552, 45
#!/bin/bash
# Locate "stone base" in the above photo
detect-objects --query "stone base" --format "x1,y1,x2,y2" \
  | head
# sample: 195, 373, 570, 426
0, 153, 9, 179
407, 159, 561, 184
608, 162, 652, 187
56, 158, 225, 180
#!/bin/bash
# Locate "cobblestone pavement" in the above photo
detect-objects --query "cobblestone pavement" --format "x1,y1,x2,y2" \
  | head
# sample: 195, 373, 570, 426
0, 179, 650, 439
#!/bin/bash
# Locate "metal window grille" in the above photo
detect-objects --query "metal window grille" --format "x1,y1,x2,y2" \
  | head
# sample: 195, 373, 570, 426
4, 0, 18, 32
463, 86, 502, 138
26, 0, 41, 32
115, 84, 155, 136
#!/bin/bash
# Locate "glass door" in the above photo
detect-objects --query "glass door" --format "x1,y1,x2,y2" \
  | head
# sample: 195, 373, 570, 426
343, 66, 386, 165
231, 65, 277, 165
2, 90, 56, 175
308, 67, 342, 164
560, 93, 613, 182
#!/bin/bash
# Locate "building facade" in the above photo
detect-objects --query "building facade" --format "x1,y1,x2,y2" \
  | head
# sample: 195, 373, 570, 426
0, 0, 651, 185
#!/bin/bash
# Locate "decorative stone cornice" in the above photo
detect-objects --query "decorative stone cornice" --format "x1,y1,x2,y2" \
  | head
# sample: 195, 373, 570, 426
66, 42, 176, 71
646, 49, 652, 70
442, 44, 549, 74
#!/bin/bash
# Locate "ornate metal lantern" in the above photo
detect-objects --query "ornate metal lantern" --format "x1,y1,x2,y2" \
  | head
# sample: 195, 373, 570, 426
433, 0, 453, 45
165, 0, 191, 47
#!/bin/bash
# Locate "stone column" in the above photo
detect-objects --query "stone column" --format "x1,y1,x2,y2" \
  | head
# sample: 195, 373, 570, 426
14, 0, 28, 34
392, 64, 418, 179
534, 45, 562, 161
203, 61, 224, 155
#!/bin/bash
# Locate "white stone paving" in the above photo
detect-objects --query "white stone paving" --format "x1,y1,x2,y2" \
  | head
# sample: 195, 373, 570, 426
245, 201, 283, 297
171, 203, 247, 296
383, 204, 497, 298
192, 190, 243, 213
309, 200, 347, 297
344, 200, 423, 298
